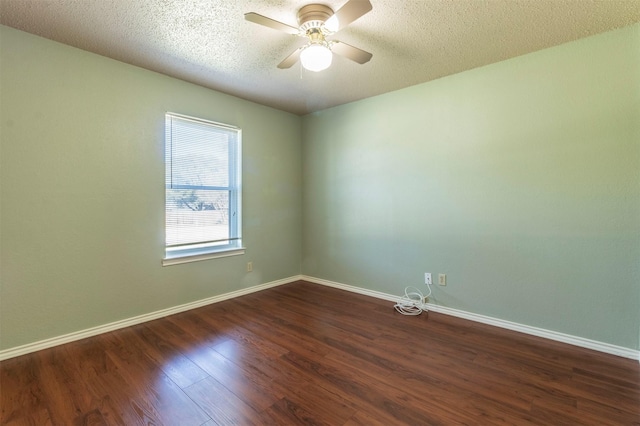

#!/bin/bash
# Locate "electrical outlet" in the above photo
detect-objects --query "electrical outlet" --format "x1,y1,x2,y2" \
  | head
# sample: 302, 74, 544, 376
438, 274, 446, 286
424, 272, 432, 285
247, 262, 253, 272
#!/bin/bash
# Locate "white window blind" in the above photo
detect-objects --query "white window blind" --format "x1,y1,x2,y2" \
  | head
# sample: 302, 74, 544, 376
164, 113, 241, 261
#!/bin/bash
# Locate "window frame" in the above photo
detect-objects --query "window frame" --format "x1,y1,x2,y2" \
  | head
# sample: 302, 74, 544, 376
162, 112, 244, 266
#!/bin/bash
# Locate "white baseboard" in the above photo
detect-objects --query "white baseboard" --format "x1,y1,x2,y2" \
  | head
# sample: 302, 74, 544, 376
3, 274, 638, 362
0, 275, 301, 361
301, 275, 640, 361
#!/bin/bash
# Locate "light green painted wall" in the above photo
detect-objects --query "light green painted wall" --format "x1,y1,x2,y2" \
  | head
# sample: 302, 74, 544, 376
2, 22, 639, 353
302, 24, 640, 350
0, 26, 302, 350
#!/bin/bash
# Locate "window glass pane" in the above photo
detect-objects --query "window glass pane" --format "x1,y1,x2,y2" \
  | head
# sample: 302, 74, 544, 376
166, 189, 229, 246
164, 113, 241, 258
167, 118, 234, 189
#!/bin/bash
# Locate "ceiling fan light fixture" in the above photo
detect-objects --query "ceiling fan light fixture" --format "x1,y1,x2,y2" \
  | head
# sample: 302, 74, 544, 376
245, 0, 373, 71
300, 43, 332, 72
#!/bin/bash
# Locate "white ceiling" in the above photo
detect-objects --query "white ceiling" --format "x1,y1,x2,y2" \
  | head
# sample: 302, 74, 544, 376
2, 0, 640, 115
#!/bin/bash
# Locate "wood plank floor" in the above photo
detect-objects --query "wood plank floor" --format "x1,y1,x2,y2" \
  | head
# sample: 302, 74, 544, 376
2, 281, 639, 425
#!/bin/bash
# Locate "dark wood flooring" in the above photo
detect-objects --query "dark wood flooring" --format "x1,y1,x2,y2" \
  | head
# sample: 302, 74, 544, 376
1, 281, 639, 425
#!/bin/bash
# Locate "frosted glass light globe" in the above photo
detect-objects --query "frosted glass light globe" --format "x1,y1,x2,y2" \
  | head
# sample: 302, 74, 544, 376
300, 44, 332, 72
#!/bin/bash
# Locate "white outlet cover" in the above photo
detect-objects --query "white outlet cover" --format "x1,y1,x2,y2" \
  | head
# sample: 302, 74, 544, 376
438, 274, 446, 285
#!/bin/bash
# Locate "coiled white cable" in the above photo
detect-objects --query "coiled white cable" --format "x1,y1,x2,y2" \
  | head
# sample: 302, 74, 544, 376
394, 285, 431, 315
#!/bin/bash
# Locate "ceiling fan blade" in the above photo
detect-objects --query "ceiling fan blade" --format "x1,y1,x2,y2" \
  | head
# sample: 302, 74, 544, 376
331, 41, 372, 64
278, 47, 304, 69
244, 12, 299, 35
326, 0, 372, 31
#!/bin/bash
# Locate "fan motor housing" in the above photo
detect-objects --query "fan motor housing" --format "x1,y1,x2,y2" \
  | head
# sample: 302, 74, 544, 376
297, 4, 333, 31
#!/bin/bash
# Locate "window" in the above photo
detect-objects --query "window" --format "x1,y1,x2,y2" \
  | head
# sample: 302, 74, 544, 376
163, 113, 242, 265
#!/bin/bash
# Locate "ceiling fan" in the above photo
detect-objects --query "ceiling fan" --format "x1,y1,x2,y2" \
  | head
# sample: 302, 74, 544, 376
244, 0, 373, 72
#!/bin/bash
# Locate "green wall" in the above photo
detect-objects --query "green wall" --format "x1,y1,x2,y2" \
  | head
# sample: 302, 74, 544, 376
0, 26, 302, 350
2, 23, 639, 353
302, 24, 640, 350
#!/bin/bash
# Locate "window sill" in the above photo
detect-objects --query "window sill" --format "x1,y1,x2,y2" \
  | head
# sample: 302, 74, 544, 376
162, 247, 245, 266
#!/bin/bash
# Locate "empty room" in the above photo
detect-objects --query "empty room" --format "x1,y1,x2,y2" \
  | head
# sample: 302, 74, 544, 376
1, 0, 639, 424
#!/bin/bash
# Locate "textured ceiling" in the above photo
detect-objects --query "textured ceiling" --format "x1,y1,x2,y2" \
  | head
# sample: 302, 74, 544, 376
2, 0, 640, 115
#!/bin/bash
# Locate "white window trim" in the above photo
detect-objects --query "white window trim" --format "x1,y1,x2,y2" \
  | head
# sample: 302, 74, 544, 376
162, 247, 246, 266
